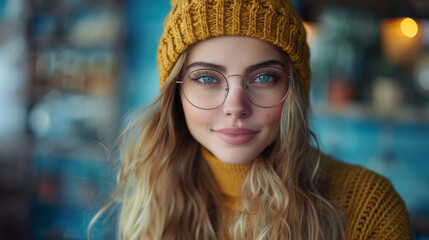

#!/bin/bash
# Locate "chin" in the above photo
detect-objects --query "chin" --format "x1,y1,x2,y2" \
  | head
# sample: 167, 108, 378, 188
212, 147, 262, 165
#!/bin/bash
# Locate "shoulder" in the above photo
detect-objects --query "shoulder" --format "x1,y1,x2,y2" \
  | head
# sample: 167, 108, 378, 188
321, 154, 412, 240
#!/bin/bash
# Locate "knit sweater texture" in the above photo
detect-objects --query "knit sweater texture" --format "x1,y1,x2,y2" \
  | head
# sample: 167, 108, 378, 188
202, 148, 412, 239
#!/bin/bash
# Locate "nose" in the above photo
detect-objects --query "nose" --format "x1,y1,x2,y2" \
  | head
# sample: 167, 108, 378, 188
222, 79, 252, 119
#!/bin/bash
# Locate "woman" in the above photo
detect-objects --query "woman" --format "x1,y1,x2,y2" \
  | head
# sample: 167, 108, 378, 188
90, 0, 412, 239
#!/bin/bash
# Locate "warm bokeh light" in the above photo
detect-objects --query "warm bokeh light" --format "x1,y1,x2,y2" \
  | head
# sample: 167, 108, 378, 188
380, 18, 423, 65
400, 17, 418, 38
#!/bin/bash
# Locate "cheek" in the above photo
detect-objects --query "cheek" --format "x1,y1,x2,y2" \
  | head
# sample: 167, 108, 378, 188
180, 93, 214, 129
262, 104, 283, 126
260, 105, 284, 144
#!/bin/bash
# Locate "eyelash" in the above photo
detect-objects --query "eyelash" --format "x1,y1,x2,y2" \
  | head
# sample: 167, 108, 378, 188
192, 71, 217, 79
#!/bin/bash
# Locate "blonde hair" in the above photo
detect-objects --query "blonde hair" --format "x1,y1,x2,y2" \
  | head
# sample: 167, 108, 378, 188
88, 50, 346, 239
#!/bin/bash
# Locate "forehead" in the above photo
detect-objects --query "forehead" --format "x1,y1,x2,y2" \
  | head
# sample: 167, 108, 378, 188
185, 36, 285, 71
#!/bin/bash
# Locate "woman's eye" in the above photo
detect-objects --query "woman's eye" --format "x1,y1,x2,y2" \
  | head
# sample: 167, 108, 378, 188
254, 74, 275, 83
198, 76, 216, 83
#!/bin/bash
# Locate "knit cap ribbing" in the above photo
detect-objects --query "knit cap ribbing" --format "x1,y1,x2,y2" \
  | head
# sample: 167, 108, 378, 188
157, 0, 311, 96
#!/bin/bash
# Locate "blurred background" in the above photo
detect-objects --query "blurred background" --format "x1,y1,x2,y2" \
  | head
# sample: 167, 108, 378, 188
0, 0, 428, 239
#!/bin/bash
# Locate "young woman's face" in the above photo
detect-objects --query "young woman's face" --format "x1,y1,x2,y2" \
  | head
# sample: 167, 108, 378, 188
180, 36, 287, 164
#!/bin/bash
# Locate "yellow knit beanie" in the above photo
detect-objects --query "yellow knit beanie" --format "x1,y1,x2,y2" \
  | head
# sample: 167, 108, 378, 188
157, 0, 311, 95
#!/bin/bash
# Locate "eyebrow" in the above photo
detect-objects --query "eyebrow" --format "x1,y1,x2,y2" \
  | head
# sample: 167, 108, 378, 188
185, 60, 285, 74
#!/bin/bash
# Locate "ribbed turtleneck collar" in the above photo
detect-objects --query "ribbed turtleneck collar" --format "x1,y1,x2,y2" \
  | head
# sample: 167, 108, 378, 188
201, 147, 250, 210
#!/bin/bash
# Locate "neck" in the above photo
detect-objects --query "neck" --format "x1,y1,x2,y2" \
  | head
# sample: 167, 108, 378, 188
201, 147, 251, 210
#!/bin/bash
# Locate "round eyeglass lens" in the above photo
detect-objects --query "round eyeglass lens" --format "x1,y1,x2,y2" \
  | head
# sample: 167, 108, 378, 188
181, 69, 228, 109
244, 66, 289, 107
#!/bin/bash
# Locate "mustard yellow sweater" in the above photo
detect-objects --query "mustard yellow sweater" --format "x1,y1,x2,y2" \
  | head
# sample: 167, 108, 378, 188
202, 148, 412, 240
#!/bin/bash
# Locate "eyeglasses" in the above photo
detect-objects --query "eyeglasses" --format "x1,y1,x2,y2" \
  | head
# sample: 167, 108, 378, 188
177, 66, 292, 110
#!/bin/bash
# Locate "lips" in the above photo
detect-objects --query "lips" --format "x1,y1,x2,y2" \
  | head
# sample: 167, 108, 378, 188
213, 127, 259, 145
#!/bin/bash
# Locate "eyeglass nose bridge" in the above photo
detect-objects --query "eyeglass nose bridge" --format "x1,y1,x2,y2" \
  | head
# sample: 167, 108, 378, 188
221, 73, 250, 98
226, 73, 246, 78
223, 73, 249, 91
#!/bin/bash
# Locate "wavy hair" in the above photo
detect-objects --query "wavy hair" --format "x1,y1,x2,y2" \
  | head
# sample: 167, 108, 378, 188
88, 48, 346, 239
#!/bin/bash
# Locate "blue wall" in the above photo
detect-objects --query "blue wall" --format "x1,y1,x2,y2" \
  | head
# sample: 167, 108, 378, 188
124, 0, 171, 111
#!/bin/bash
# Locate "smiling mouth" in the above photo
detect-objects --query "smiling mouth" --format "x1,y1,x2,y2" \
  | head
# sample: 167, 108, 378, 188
213, 127, 259, 145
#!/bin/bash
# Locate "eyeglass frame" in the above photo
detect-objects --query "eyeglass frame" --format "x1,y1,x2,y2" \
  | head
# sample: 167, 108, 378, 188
176, 66, 294, 110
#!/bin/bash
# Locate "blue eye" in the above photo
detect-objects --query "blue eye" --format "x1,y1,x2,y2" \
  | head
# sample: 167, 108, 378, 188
256, 74, 273, 83
199, 76, 215, 83
187, 69, 224, 86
